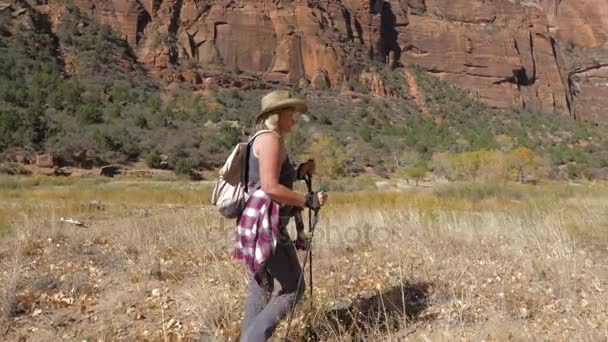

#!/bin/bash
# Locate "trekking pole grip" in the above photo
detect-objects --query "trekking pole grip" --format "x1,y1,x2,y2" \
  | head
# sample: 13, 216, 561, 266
305, 174, 312, 192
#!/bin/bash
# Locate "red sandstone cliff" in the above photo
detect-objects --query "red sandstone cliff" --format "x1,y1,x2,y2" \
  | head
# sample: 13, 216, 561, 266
31, 0, 608, 122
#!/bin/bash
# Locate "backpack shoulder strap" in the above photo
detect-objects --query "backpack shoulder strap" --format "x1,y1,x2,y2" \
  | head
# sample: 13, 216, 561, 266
247, 129, 282, 159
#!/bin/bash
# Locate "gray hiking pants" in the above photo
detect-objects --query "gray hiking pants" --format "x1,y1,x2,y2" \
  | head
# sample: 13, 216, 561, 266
240, 231, 305, 342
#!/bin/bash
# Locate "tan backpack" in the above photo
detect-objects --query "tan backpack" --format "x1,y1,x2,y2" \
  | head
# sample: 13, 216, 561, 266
211, 130, 273, 219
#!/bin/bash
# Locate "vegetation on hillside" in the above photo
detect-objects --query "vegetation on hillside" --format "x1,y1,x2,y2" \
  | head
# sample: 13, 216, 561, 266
0, 5, 242, 169
0, 4, 606, 181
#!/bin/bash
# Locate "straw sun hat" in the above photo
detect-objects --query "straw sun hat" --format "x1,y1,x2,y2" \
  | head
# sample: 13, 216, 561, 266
256, 90, 308, 124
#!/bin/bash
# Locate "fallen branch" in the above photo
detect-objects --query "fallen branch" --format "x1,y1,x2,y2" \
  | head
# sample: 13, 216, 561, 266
60, 217, 86, 227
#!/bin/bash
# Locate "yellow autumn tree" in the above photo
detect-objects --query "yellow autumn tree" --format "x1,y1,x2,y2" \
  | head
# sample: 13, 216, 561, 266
477, 150, 508, 182
305, 136, 349, 182
495, 134, 514, 152
506, 147, 547, 183
449, 151, 482, 182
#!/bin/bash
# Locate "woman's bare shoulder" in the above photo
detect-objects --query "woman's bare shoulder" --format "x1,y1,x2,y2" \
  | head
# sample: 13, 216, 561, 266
254, 131, 283, 155
255, 131, 281, 144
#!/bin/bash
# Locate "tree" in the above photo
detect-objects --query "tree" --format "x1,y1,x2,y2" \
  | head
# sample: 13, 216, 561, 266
394, 150, 421, 169
0, 109, 22, 150
449, 151, 482, 182
495, 134, 514, 152
405, 162, 428, 186
477, 150, 508, 182
306, 136, 349, 182
506, 146, 544, 183
430, 152, 454, 181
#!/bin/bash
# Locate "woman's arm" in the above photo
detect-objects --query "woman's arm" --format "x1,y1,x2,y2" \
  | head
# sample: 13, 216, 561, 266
256, 133, 307, 207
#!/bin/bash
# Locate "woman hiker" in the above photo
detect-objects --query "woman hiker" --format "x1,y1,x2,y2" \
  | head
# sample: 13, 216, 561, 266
234, 90, 329, 341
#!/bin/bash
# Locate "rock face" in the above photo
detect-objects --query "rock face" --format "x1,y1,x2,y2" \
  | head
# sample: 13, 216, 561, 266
401, 0, 570, 113
41, 0, 608, 122
360, 70, 400, 97
398, 0, 608, 122
71, 0, 150, 47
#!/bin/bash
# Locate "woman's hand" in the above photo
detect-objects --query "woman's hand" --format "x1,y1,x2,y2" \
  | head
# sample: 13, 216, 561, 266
318, 191, 328, 207
304, 190, 328, 209
294, 236, 310, 251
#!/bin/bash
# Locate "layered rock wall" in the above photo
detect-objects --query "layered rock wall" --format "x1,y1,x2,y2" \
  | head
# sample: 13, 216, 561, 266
36, 0, 608, 121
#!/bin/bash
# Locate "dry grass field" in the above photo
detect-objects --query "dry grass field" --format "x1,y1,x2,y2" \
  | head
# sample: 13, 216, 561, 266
0, 176, 606, 341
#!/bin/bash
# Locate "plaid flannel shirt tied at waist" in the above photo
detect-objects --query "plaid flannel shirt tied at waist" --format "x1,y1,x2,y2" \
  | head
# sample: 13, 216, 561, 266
233, 189, 280, 274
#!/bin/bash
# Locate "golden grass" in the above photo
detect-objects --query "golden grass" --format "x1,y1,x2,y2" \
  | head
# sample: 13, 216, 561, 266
0, 176, 214, 233
0, 178, 606, 340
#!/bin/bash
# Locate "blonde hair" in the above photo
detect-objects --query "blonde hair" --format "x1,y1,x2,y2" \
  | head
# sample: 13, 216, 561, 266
257, 112, 280, 131
256, 106, 295, 132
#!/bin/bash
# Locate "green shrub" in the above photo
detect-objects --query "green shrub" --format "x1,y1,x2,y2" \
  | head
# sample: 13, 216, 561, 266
286, 128, 308, 158
0, 162, 31, 176
76, 103, 104, 124
371, 138, 385, 150
218, 124, 240, 148
134, 113, 149, 129
174, 158, 193, 176
0, 109, 22, 150
319, 114, 333, 125
145, 150, 161, 168
405, 162, 428, 185
567, 163, 577, 179
93, 128, 140, 161
359, 125, 372, 142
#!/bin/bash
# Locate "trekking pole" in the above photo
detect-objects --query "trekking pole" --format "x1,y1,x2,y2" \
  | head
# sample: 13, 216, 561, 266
284, 175, 320, 341
304, 175, 321, 341
306, 176, 320, 311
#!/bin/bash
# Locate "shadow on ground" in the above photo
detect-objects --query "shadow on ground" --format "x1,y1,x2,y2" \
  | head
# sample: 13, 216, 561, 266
306, 281, 433, 340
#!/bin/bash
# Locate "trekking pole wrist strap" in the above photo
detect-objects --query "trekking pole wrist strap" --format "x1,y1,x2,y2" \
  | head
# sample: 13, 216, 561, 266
305, 192, 320, 210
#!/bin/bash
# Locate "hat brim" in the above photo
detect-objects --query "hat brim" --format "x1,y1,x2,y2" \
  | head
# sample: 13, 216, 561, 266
256, 99, 308, 124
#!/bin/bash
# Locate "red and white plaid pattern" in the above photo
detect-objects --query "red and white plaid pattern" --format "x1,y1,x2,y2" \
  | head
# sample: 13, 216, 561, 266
233, 189, 280, 274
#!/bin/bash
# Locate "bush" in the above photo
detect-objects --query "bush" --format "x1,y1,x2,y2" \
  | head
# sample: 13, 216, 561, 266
145, 150, 161, 168
93, 128, 140, 162
0, 109, 22, 150
319, 114, 333, 125
111, 85, 134, 104
218, 124, 240, 148
134, 113, 149, 129
306, 136, 349, 181
430, 152, 454, 180
76, 103, 104, 124
174, 158, 193, 176
371, 138, 385, 150
286, 128, 307, 158
0, 162, 31, 175
405, 162, 428, 186
359, 125, 372, 143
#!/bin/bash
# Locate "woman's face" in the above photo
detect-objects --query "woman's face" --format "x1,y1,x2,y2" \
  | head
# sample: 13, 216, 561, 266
278, 107, 297, 133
